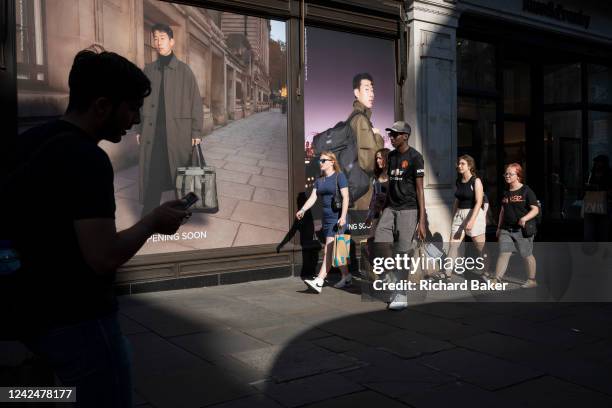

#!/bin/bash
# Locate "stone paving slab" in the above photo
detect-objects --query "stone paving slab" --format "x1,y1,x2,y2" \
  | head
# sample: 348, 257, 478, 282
231, 201, 289, 231
135, 365, 255, 408
208, 394, 285, 408
253, 187, 290, 208
232, 223, 287, 247
121, 305, 230, 337
543, 313, 612, 339
358, 329, 455, 358
341, 358, 455, 398
224, 161, 263, 175
262, 167, 289, 179
254, 373, 364, 407
400, 382, 519, 408
259, 159, 288, 170
243, 323, 329, 345
498, 376, 612, 408
216, 168, 253, 184
170, 329, 272, 362
416, 348, 543, 390
462, 315, 599, 350
312, 336, 367, 354
218, 180, 255, 201
232, 342, 360, 382
364, 309, 486, 341
300, 390, 409, 408
249, 174, 289, 192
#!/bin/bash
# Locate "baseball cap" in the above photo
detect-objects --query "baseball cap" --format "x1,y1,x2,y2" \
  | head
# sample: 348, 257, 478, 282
385, 121, 411, 135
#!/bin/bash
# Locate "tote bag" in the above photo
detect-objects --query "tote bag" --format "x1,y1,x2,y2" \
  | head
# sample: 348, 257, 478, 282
175, 144, 219, 213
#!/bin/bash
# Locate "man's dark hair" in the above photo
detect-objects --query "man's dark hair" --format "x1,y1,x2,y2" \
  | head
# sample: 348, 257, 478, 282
66, 50, 151, 112
352, 73, 373, 91
151, 23, 174, 39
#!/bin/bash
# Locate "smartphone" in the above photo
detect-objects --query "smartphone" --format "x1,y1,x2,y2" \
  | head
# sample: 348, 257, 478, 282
180, 192, 199, 210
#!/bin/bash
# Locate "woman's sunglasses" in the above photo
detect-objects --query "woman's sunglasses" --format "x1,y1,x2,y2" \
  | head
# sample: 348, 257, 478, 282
319, 158, 332, 164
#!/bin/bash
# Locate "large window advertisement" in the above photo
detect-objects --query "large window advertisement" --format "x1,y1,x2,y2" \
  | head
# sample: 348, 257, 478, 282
304, 27, 395, 237
16, 0, 288, 255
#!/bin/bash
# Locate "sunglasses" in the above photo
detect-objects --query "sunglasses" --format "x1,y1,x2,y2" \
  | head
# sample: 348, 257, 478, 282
319, 158, 332, 164
503, 172, 517, 177
388, 132, 405, 139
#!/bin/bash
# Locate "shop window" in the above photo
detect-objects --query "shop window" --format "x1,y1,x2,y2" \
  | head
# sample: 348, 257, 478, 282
16, 0, 47, 86
304, 26, 395, 236
588, 111, 612, 167
544, 111, 582, 220
588, 64, 612, 105
543, 64, 581, 104
16, 0, 289, 255
457, 38, 495, 91
503, 61, 530, 115
457, 97, 498, 219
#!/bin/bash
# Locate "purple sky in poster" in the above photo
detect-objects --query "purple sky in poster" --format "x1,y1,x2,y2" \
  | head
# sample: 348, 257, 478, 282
304, 27, 395, 147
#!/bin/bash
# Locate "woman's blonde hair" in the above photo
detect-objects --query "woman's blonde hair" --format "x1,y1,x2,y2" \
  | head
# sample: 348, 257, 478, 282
319, 151, 342, 174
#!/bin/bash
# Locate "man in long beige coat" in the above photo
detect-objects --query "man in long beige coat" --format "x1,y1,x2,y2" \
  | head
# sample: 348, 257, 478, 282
136, 23, 203, 215
350, 73, 385, 210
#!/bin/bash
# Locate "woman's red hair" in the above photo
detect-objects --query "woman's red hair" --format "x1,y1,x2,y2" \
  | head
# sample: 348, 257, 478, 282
506, 163, 523, 182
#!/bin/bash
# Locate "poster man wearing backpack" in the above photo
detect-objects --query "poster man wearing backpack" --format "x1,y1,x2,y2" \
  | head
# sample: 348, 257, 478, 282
350, 73, 385, 210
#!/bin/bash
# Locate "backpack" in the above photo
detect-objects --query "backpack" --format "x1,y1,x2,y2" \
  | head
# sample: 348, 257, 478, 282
312, 111, 370, 204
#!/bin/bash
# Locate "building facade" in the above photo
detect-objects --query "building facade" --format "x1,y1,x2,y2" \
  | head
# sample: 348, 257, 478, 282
2, 0, 611, 291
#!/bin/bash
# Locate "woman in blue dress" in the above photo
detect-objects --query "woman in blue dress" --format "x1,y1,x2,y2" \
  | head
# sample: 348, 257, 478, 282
296, 151, 350, 293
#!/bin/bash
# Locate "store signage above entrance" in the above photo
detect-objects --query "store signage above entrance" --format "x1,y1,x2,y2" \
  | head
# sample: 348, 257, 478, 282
523, 0, 591, 29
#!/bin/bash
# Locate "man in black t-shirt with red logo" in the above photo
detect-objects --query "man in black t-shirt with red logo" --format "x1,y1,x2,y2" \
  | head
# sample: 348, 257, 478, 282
373, 121, 427, 310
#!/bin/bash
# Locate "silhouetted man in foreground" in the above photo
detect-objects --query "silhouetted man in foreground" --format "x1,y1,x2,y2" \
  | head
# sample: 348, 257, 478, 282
2, 49, 190, 407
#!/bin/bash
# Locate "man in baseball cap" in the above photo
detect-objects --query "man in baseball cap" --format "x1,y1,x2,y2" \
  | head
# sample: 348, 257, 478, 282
374, 119, 426, 310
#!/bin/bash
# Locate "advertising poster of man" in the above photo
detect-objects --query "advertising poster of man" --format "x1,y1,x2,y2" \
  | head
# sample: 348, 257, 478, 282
15, 0, 289, 255
304, 26, 395, 237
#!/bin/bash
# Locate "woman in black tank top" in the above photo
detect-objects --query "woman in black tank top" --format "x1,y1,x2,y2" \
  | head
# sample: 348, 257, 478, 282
434, 155, 488, 281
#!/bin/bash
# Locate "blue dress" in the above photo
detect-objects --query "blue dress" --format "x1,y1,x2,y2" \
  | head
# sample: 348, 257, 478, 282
314, 172, 349, 237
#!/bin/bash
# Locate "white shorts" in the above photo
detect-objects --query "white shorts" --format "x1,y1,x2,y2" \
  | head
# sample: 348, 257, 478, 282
451, 205, 488, 238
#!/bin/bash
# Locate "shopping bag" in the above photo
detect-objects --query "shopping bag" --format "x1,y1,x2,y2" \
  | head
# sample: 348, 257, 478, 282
359, 237, 378, 281
583, 191, 607, 215
332, 231, 351, 267
420, 240, 445, 278
176, 144, 218, 213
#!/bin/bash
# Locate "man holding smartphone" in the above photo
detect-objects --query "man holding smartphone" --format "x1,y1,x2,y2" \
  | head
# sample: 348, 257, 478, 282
3, 49, 190, 407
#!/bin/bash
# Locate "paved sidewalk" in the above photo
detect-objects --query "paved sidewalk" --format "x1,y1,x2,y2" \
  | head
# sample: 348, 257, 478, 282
106, 276, 612, 407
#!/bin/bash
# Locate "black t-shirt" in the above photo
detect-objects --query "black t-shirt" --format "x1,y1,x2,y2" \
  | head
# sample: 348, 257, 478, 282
387, 147, 425, 210
455, 176, 489, 209
4, 120, 117, 332
501, 185, 537, 228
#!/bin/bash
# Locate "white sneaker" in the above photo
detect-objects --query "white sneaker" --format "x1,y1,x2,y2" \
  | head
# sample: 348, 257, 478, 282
388, 292, 408, 310
305, 277, 324, 293
334, 273, 353, 289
